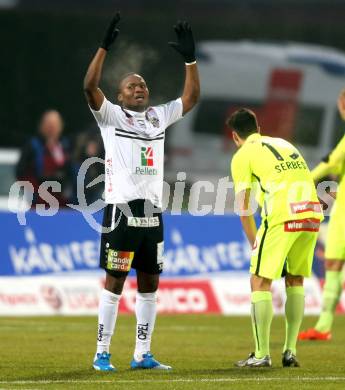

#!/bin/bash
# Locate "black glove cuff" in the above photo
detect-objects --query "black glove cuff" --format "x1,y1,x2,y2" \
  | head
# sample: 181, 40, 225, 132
100, 41, 110, 51
184, 53, 196, 63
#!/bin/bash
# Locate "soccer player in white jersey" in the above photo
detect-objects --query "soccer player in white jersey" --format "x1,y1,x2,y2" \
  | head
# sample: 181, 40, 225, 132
84, 13, 200, 371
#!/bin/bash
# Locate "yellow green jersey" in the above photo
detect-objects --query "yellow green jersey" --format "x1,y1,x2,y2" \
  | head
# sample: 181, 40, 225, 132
312, 134, 345, 211
231, 133, 324, 226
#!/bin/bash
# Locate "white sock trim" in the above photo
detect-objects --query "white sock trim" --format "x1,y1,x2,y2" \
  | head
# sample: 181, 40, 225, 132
102, 288, 121, 303
136, 291, 157, 301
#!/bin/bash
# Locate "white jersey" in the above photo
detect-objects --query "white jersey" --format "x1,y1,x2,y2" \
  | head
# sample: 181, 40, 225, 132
90, 97, 183, 207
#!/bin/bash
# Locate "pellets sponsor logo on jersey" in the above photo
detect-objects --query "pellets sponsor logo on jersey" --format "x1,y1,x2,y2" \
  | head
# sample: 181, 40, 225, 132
141, 147, 154, 166
135, 147, 158, 175
106, 250, 134, 272
137, 322, 149, 340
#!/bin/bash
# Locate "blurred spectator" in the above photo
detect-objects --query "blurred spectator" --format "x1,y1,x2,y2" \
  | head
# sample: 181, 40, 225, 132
16, 110, 75, 207
73, 129, 104, 206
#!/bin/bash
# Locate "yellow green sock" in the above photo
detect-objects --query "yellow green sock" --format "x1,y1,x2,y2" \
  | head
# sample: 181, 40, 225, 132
251, 291, 273, 359
315, 270, 343, 333
284, 286, 304, 355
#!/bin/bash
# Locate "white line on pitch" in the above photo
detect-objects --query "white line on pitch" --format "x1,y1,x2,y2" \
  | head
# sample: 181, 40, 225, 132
1, 377, 345, 384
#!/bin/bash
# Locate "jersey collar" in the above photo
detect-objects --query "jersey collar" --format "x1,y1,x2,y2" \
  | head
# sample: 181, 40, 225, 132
244, 132, 261, 145
121, 107, 146, 118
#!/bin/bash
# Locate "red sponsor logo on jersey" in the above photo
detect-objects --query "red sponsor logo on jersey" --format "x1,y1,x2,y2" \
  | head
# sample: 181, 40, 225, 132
290, 201, 322, 214
284, 218, 320, 232
141, 146, 154, 166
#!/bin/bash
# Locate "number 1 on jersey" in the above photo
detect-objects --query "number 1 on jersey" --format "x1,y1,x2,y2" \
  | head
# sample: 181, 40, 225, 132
262, 142, 284, 161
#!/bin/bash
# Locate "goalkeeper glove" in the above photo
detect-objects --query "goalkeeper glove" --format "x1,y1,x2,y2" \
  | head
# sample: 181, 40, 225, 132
169, 21, 196, 63
101, 12, 121, 51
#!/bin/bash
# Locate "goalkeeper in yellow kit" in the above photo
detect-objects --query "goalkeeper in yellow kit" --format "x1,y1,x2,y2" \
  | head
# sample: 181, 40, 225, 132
229, 108, 323, 367
299, 90, 345, 341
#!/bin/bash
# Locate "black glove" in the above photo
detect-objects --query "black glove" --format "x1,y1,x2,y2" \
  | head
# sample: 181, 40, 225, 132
168, 21, 195, 63
101, 12, 121, 51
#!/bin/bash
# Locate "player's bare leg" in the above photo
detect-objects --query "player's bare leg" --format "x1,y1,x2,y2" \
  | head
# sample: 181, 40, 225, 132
105, 272, 127, 295
299, 259, 344, 341
283, 273, 303, 367
235, 275, 272, 368
93, 273, 127, 371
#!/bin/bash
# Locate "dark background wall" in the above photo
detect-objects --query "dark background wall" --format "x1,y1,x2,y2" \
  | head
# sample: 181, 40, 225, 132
1, 0, 345, 147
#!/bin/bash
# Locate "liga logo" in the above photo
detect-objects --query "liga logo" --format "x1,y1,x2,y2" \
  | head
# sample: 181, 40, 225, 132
141, 146, 154, 166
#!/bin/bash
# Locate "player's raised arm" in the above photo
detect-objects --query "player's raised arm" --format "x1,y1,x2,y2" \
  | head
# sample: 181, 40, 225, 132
313, 90, 345, 182
83, 13, 121, 110
169, 21, 200, 115
315, 90, 345, 199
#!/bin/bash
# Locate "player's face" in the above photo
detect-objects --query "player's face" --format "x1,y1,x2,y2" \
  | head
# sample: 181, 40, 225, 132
118, 74, 149, 112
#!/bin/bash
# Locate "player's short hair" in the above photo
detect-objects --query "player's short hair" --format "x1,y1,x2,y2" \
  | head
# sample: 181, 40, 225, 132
117, 72, 142, 92
226, 108, 258, 138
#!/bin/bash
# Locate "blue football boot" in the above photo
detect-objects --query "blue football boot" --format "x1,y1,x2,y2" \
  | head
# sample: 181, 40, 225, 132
130, 352, 172, 370
93, 352, 116, 371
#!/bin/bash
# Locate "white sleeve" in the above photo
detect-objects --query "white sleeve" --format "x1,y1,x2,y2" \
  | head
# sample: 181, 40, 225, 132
159, 98, 183, 129
89, 98, 120, 128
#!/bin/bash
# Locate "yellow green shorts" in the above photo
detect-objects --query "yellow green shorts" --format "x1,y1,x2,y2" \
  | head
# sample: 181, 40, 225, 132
250, 218, 320, 280
325, 205, 345, 260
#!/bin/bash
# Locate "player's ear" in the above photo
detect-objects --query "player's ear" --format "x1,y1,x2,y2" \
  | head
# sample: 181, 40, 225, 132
232, 131, 241, 147
117, 92, 123, 103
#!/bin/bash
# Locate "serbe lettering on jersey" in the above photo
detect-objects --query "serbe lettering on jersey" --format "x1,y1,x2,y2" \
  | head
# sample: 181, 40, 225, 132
135, 146, 158, 175
106, 250, 134, 272
275, 160, 307, 173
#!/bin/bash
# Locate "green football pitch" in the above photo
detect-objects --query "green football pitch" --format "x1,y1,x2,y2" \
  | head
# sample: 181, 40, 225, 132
1, 315, 345, 389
